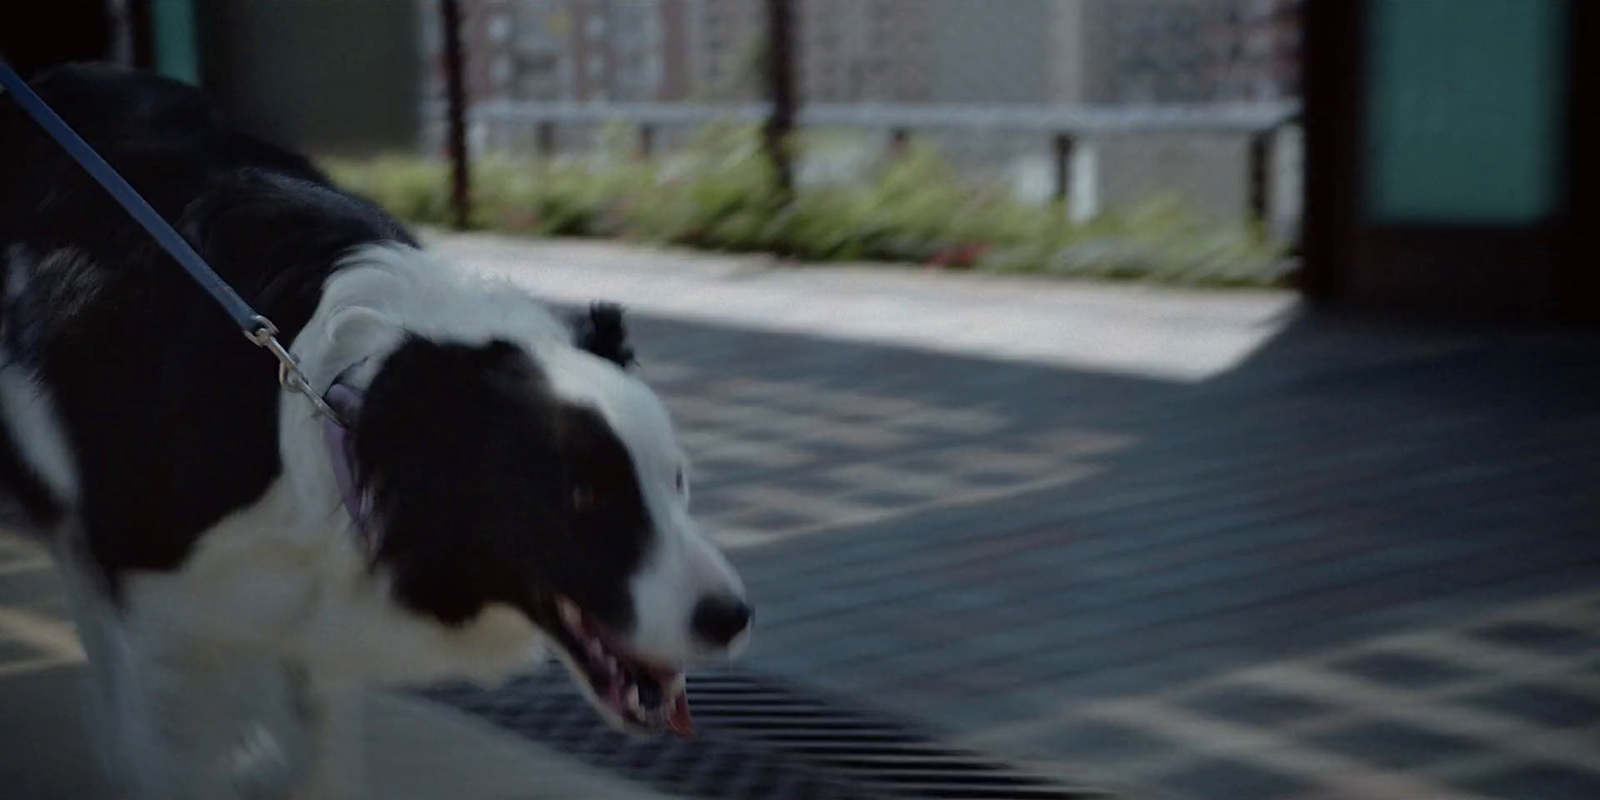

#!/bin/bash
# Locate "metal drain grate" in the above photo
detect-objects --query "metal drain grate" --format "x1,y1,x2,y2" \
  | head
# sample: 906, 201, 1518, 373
418, 668, 1109, 800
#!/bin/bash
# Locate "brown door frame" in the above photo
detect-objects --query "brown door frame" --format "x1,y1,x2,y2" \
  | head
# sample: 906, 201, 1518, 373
127, 0, 156, 71
1298, 0, 1366, 306
1301, 0, 1595, 322
1560, 0, 1598, 320
0, 0, 118, 77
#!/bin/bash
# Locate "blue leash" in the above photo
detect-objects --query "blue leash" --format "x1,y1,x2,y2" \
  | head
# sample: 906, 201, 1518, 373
0, 60, 338, 421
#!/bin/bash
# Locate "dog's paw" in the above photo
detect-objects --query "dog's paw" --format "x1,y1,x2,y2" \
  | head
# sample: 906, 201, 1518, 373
228, 722, 298, 800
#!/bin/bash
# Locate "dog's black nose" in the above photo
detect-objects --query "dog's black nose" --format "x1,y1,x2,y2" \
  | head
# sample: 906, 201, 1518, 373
692, 595, 752, 647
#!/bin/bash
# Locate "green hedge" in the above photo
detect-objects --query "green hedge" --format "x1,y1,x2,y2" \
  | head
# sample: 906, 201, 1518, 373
323, 126, 1288, 287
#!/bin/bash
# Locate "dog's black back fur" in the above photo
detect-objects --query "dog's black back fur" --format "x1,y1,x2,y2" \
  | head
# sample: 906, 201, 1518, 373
0, 63, 656, 626
0, 64, 418, 587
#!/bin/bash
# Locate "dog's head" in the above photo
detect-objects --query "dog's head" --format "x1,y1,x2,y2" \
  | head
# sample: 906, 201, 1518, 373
303, 251, 747, 736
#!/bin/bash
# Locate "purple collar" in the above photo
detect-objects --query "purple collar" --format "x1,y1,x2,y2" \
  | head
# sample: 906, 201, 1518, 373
320, 383, 377, 556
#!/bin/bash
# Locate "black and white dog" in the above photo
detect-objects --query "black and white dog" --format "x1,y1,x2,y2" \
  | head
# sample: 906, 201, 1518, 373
0, 63, 750, 799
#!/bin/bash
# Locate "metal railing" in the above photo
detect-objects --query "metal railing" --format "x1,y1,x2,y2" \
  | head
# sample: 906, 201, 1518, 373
457, 99, 1299, 132
430, 99, 1302, 232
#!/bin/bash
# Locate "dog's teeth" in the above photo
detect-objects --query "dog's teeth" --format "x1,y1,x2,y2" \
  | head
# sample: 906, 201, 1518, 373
556, 597, 582, 630
586, 638, 605, 660
605, 657, 620, 677
627, 685, 643, 714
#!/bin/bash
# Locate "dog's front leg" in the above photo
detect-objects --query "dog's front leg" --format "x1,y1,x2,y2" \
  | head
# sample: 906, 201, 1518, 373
112, 640, 248, 800
288, 668, 367, 800
49, 533, 135, 788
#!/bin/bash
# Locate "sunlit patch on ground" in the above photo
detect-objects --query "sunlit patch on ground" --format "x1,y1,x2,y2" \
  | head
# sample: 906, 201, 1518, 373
649, 375, 1135, 549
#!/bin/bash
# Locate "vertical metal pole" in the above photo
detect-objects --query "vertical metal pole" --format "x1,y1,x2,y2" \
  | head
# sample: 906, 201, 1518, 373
1053, 132, 1075, 204
536, 121, 556, 159
764, 0, 796, 199
441, 0, 471, 230
1249, 126, 1274, 233
888, 127, 910, 159
638, 123, 656, 159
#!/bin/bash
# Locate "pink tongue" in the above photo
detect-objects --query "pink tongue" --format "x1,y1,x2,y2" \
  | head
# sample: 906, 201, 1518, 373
667, 691, 695, 738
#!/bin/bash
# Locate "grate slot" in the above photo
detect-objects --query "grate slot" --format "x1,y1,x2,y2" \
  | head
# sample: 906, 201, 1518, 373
799, 758, 1034, 778
417, 667, 1111, 800
770, 745, 976, 761
883, 789, 1089, 800
738, 730, 931, 745
701, 715, 893, 727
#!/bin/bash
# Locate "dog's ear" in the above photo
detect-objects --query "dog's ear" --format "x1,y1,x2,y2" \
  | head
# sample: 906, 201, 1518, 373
570, 302, 636, 368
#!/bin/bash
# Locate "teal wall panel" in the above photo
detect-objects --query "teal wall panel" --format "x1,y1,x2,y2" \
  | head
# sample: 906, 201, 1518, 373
1364, 0, 1567, 224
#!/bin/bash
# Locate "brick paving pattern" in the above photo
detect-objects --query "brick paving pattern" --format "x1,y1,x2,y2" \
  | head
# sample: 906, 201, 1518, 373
610, 312, 1600, 800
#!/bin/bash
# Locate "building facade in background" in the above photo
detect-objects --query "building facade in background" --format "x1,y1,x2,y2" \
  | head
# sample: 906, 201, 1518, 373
432, 0, 692, 105
929, 0, 1301, 105
424, 0, 1302, 108
1103, 0, 1301, 103
796, 0, 930, 102
685, 0, 764, 100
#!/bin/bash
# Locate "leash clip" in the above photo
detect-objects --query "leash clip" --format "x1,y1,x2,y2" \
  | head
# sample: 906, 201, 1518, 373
245, 315, 342, 424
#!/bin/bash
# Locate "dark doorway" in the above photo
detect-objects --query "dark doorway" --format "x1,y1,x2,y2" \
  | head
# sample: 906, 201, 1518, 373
1302, 0, 1597, 323
0, 1, 118, 78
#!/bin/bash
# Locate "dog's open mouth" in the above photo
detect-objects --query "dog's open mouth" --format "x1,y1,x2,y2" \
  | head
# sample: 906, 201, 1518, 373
548, 595, 694, 737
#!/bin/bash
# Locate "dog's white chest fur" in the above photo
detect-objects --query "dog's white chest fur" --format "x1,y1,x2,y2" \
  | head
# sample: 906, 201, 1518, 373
121, 476, 552, 688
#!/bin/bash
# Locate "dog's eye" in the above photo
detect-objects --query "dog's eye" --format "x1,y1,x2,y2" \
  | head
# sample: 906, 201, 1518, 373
572, 486, 596, 511
674, 469, 687, 494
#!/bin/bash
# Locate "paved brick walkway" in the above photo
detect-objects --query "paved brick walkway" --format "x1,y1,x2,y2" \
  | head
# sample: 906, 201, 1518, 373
604, 309, 1600, 800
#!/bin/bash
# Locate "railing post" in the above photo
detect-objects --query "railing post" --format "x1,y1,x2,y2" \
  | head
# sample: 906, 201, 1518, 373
440, 0, 470, 230
1249, 125, 1275, 232
764, 0, 797, 200
536, 121, 556, 159
1053, 132, 1075, 205
888, 127, 910, 159
637, 123, 656, 160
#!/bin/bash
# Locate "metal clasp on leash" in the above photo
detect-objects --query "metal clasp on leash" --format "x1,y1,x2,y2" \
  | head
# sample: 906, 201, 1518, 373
245, 316, 341, 424
0, 59, 347, 428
